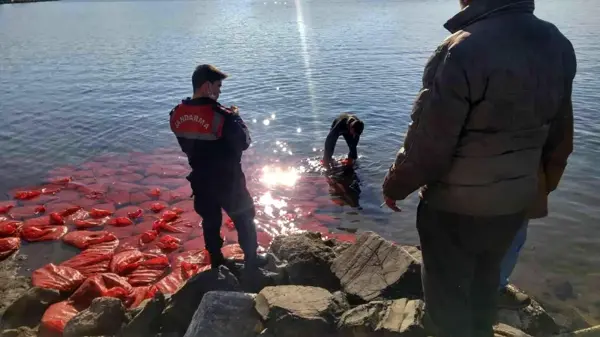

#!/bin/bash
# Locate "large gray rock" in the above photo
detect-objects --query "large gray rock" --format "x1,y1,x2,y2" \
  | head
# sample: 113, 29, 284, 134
0, 257, 30, 318
118, 292, 166, 337
331, 232, 422, 302
494, 323, 533, 337
63, 297, 127, 337
0, 326, 38, 337
161, 266, 242, 336
330, 291, 351, 317
269, 232, 340, 291
497, 299, 561, 337
0, 287, 63, 330
254, 285, 338, 337
183, 291, 261, 337
337, 298, 426, 337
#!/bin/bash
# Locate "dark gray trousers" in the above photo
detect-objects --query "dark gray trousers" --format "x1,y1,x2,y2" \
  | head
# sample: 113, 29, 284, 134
416, 200, 525, 337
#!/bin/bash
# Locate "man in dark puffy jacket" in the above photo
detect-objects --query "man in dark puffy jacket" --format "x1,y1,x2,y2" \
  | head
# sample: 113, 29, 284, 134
381, 0, 576, 336
170, 64, 264, 270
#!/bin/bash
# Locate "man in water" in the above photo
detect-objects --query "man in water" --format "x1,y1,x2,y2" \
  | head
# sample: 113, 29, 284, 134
169, 64, 265, 271
322, 113, 364, 168
381, 0, 576, 336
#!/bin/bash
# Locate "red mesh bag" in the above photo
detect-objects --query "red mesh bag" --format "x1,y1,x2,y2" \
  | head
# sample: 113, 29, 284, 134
0, 237, 20, 260
32, 264, 86, 293
0, 220, 23, 237
109, 249, 145, 275
63, 230, 117, 250
69, 273, 133, 308
60, 249, 113, 277
40, 301, 80, 336
21, 225, 68, 242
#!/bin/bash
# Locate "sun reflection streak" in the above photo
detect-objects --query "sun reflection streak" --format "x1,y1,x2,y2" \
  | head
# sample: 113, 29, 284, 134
294, 0, 317, 117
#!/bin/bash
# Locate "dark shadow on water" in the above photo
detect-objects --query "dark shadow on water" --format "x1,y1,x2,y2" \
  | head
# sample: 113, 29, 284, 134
16, 240, 80, 277
325, 164, 362, 209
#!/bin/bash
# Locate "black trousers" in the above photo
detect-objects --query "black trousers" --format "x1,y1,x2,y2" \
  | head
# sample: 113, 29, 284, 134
416, 200, 525, 337
189, 172, 258, 263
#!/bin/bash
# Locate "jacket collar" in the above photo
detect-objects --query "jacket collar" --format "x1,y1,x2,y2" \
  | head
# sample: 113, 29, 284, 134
444, 0, 535, 33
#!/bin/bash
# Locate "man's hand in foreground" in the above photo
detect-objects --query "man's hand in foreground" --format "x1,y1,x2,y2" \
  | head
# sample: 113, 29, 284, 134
382, 195, 402, 212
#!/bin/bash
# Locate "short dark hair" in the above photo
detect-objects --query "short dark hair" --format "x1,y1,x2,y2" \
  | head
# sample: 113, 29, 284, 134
192, 64, 228, 91
352, 120, 364, 135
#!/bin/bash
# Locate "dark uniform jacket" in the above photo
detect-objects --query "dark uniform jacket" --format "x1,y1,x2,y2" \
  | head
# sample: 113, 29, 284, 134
169, 97, 251, 184
382, 0, 576, 217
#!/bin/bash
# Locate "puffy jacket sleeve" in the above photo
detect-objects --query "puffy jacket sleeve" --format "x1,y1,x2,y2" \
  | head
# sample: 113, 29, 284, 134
542, 45, 577, 193
382, 44, 470, 201
218, 106, 251, 153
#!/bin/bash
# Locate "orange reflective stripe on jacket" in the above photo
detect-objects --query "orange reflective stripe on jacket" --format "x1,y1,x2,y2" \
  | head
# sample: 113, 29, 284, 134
170, 103, 224, 141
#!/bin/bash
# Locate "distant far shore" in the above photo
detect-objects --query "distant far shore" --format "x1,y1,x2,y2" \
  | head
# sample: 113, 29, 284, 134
1, 0, 58, 4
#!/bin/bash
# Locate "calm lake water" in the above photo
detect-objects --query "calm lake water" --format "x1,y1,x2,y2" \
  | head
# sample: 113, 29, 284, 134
1, 0, 599, 327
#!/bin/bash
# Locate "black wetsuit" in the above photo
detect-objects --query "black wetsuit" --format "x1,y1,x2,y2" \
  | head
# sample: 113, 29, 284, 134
323, 113, 361, 162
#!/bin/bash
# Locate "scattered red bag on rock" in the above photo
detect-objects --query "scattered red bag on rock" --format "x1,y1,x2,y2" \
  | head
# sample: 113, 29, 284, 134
40, 301, 80, 336
152, 219, 185, 234
147, 202, 167, 213
74, 219, 104, 229
21, 225, 68, 242
0, 237, 20, 260
126, 253, 170, 286
0, 203, 15, 214
69, 273, 133, 308
110, 249, 144, 275
49, 212, 65, 225
140, 230, 158, 244
61, 249, 113, 277
0, 220, 23, 237
60, 206, 82, 217
63, 230, 118, 250
127, 209, 143, 219
109, 217, 134, 227
127, 267, 167, 286
222, 244, 244, 260
34, 205, 47, 214
89, 208, 113, 219
161, 210, 179, 222
171, 249, 209, 268
32, 263, 86, 293
151, 271, 184, 295
149, 188, 161, 197
156, 235, 181, 252
14, 190, 42, 200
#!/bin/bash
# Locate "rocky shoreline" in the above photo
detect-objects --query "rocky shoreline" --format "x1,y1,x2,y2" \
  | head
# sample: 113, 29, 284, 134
0, 231, 596, 337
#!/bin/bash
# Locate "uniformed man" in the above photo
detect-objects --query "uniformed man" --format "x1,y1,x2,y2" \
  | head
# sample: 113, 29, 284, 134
169, 64, 265, 270
322, 113, 364, 167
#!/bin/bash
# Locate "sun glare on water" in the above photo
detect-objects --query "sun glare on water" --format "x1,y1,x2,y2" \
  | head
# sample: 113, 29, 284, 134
259, 165, 300, 187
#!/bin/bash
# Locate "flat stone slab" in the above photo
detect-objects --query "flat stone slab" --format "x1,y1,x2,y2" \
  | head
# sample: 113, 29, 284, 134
498, 299, 560, 337
331, 231, 422, 302
255, 285, 338, 337
183, 291, 261, 337
338, 298, 426, 337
